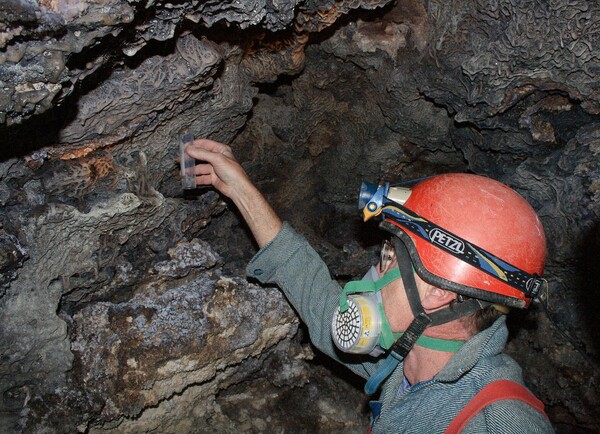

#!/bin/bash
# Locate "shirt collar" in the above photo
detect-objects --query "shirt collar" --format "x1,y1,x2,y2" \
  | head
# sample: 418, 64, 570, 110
434, 315, 508, 383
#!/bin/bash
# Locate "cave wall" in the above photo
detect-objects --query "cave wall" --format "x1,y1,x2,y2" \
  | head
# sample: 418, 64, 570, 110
1, 0, 599, 432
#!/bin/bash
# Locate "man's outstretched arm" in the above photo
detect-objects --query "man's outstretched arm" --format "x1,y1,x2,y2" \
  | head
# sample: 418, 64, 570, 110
186, 138, 380, 379
185, 139, 282, 248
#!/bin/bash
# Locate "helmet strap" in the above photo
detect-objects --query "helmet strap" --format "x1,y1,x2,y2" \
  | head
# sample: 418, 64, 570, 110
392, 236, 487, 329
364, 238, 485, 396
381, 220, 521, 307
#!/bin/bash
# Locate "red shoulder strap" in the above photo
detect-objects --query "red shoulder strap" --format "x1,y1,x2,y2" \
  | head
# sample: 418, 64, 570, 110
445, 380, 547, 434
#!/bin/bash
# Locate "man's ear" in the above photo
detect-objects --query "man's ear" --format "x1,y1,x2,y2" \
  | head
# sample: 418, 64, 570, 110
420, 286, 457, 311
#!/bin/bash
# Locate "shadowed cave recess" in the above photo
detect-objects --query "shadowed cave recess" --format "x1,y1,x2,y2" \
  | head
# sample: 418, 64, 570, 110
0, 0, 599, 432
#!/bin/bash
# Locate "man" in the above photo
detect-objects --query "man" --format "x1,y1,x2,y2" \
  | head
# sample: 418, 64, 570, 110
186, 139, 554, 433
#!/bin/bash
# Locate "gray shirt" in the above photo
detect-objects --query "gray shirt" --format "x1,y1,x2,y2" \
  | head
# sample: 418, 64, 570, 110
247, 222, 554, 433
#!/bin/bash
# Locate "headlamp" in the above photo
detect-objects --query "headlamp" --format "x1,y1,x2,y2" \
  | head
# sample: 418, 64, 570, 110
358, 181, 380, 211
358, 181, 412, 222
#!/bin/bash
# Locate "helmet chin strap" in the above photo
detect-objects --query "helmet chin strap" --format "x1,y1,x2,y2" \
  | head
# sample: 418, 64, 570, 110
364, 238, 487, 395
392, 237, 486, 354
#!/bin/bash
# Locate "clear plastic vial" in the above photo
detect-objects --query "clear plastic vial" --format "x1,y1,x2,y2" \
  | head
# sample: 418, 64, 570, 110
180, 132, 196, 190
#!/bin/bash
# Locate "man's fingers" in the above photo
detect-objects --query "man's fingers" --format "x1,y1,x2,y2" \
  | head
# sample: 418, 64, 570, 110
195, 174, 214, 185
192, 138, 223, 151
194, 163, 214, 175
179, 138, 244, 195
185, 145, 233, 166
185, 144, 215, 161
187, 139, 232, 156
193, 164, 217, 187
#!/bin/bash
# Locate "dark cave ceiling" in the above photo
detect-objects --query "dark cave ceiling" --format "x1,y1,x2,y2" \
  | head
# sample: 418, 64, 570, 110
0, 0, 599, 432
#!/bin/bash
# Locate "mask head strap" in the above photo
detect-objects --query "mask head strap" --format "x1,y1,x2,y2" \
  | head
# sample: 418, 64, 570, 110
339, 268, 401, 312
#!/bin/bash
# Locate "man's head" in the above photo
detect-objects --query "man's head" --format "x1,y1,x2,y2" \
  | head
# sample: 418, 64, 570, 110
364, 174, 547, 353
363, 173, 547, 309
331, 174, 547, 361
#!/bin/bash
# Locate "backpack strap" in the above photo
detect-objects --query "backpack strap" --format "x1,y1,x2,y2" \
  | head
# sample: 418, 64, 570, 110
445, 380, 548, 434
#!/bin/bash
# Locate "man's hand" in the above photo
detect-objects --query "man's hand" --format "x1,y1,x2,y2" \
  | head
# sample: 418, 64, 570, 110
185, 139, 282, 248
185, 139, 251, 200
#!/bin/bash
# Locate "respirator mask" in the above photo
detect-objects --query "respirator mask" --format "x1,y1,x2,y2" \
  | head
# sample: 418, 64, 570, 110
331, 241, 402, 357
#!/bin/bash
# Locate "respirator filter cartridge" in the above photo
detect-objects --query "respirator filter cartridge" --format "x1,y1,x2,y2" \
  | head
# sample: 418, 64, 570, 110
331, 294, 382, 355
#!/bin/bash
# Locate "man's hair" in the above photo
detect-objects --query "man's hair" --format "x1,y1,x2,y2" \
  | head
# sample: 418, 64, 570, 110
465, 305, 505, 333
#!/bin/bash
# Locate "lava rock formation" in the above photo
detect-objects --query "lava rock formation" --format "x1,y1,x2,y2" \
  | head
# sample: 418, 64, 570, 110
1, 0, 599, 432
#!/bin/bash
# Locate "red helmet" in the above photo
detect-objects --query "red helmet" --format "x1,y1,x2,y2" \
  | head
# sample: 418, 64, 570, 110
366, 174, 547, 308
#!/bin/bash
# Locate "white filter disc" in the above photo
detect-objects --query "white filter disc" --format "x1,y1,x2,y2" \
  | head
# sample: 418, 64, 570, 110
331, 295, 381, 354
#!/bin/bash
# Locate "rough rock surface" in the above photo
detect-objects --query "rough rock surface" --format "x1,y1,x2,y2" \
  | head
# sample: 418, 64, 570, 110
0, 0, 599, 433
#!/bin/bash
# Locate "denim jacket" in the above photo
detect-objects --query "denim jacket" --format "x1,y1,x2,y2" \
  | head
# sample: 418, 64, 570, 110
247, 223, 554, 433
